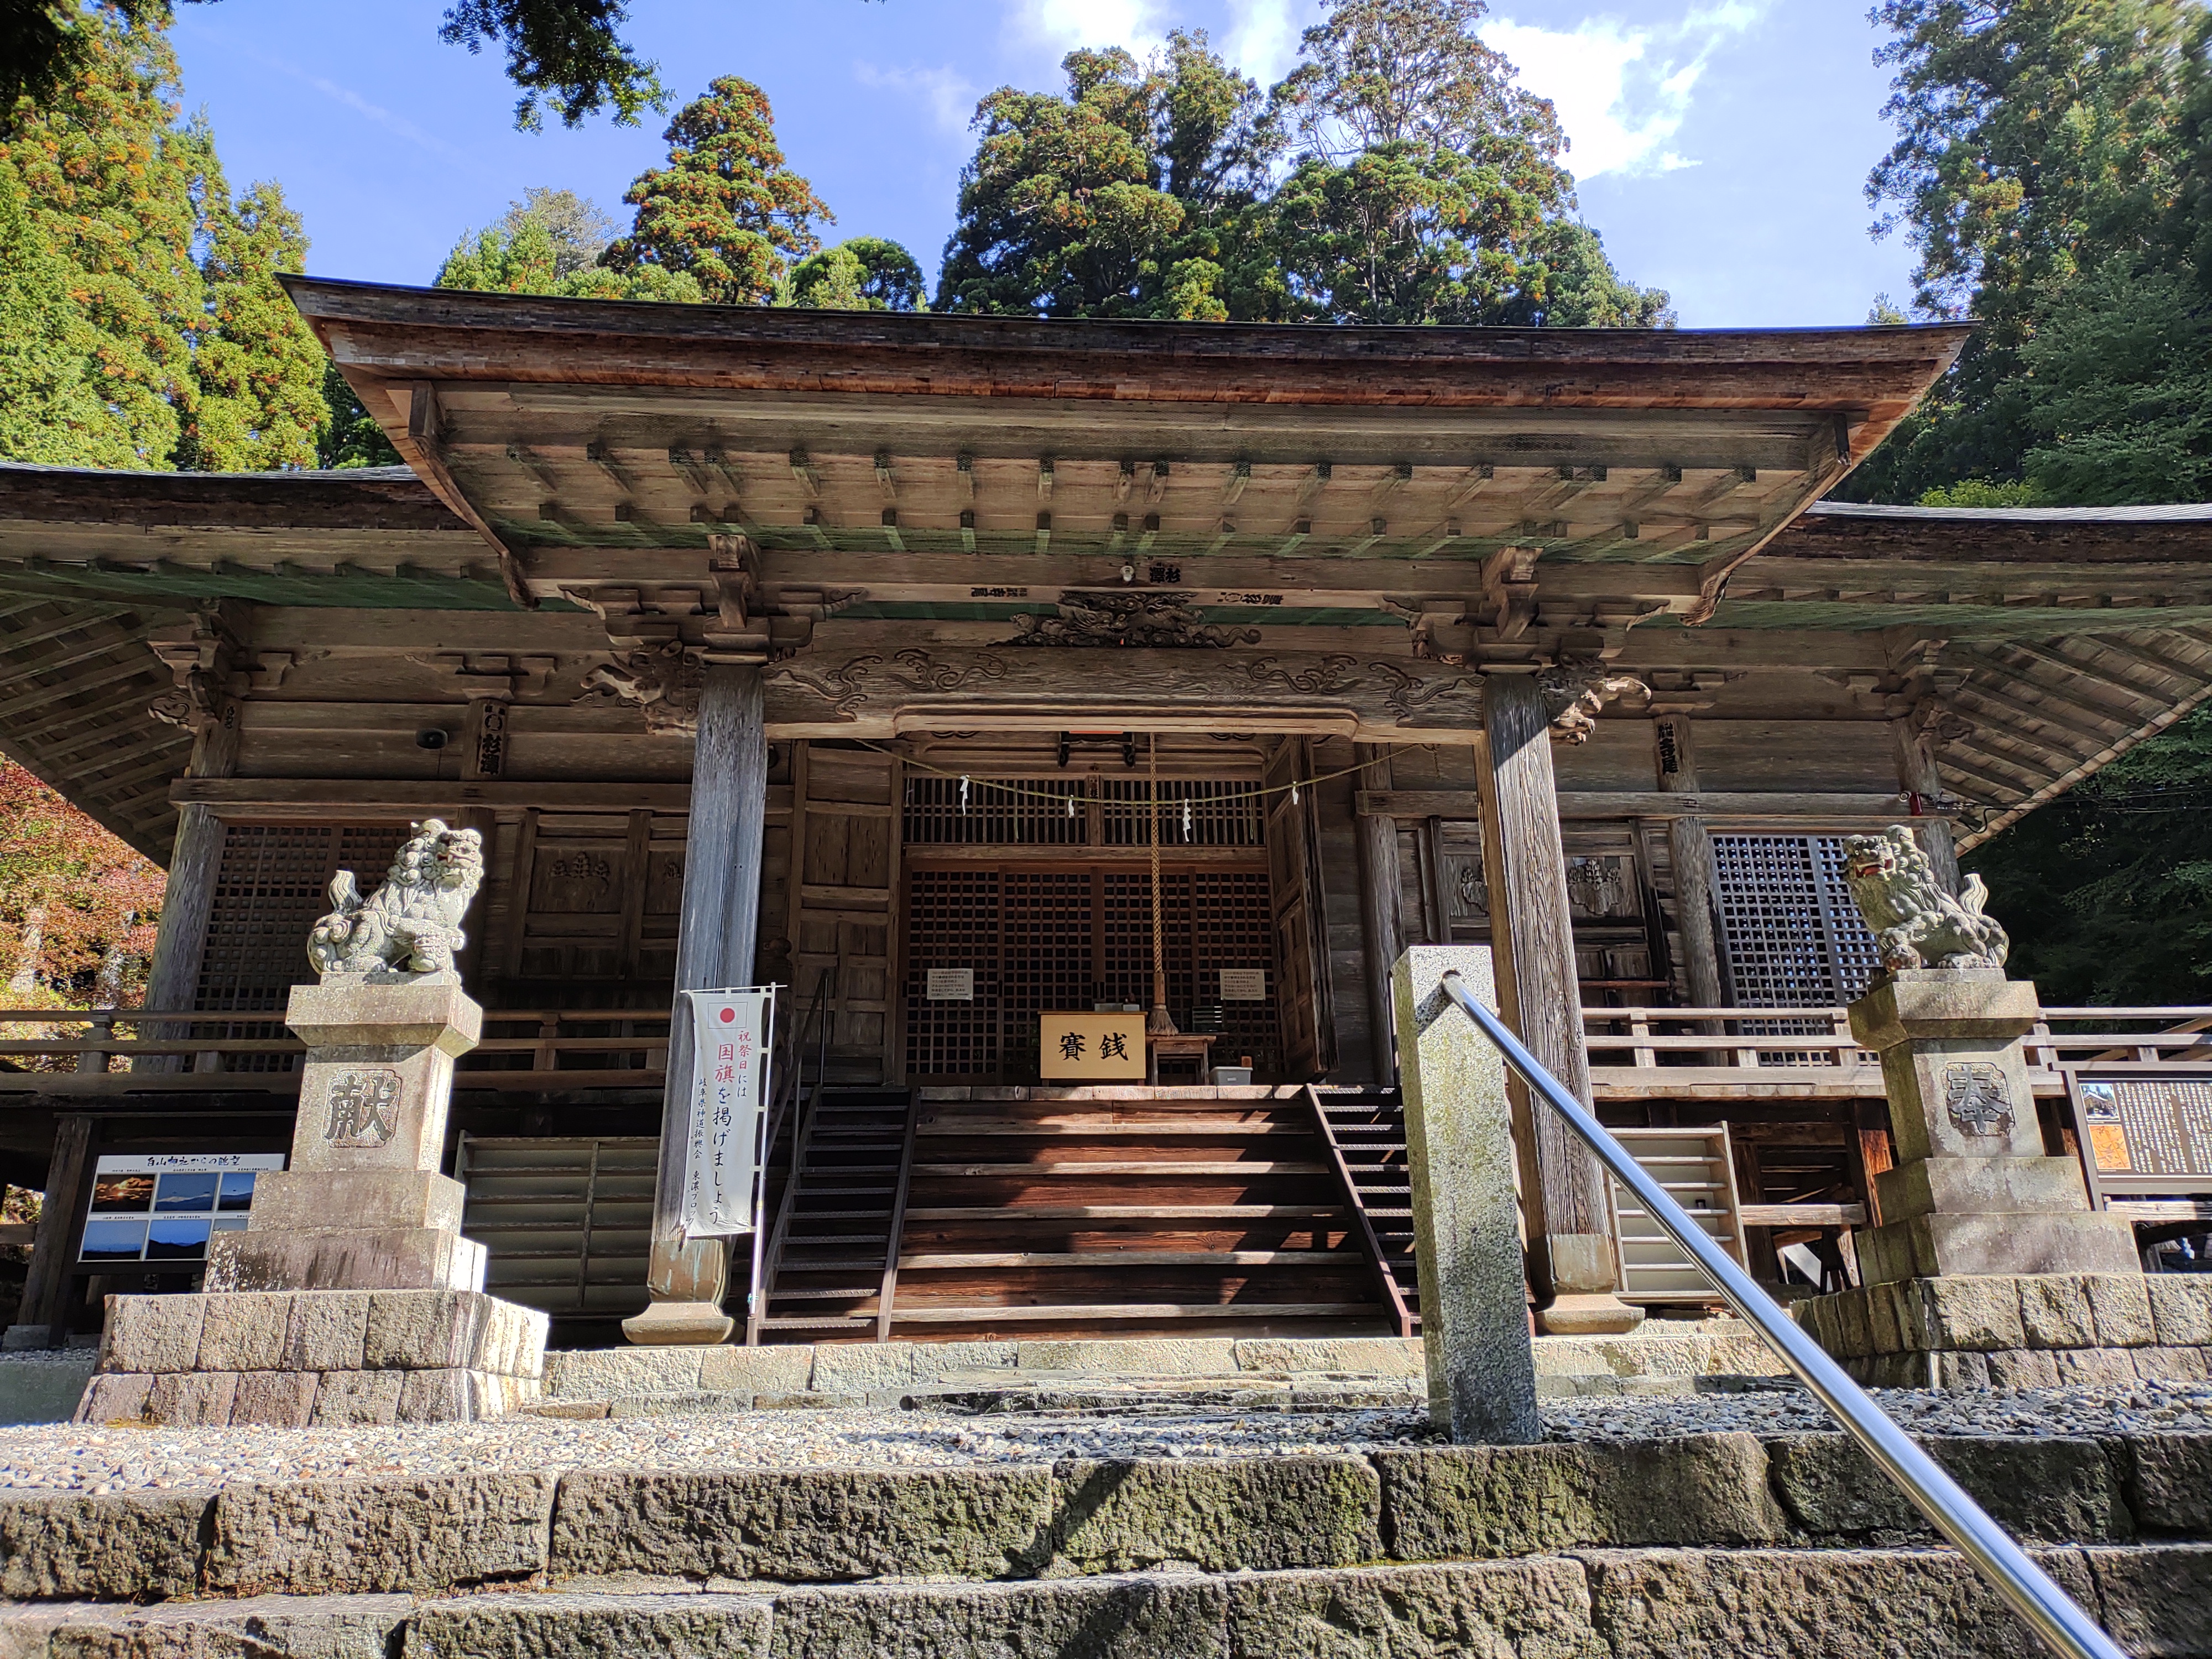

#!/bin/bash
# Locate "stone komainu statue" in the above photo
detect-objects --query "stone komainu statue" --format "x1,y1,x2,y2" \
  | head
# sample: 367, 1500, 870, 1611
1840, 823, 2009, 975
308, 818, 486, 979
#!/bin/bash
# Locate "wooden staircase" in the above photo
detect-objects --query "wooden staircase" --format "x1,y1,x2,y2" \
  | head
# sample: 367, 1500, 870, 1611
868, 1088, 1408, 1342
1305, 1084, 1422, 1336
746, 1088, 920, 1342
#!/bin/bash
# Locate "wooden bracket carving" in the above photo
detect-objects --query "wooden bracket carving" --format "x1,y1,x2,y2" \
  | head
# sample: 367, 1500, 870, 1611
583, 642, 707, 735
1537, 659, 1650, 744
146, 601, 247, 737
1481, 546, 1541, 639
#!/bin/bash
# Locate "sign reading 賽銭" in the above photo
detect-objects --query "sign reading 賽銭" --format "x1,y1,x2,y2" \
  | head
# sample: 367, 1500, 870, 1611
1039, 1012, 1145, 1080
681, 988, 774, 1237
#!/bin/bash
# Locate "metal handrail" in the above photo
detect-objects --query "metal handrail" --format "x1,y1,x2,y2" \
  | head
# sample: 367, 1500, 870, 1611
745, 972, 835, 1346
1439, 972, 2127, 1659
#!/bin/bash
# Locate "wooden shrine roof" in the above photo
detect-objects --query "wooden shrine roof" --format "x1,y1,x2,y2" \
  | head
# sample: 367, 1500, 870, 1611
287, 278, 1974, 623
0, 291, 2203, 858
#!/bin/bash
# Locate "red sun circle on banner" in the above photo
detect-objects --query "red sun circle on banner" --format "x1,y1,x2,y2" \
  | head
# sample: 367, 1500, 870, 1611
718, 1008, 737, 1023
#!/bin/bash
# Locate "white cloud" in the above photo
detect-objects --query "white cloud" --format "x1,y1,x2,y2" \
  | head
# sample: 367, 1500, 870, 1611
1488, 3, 1769, 181
853, 61, 979, 135
1222, 0, 1306, 83
1008, 0, 1171, 57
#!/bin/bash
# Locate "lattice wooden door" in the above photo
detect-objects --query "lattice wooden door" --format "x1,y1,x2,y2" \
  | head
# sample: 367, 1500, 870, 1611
1709, 833, 1882, 1008
195, 823, 414, 1071
903, 863, 1279, 1079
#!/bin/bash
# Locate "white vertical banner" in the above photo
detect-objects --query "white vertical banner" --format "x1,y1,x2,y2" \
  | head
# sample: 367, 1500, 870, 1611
680, 987, 775, 1238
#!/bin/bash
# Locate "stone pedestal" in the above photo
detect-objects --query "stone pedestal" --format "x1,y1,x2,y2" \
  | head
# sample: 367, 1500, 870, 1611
1800, 969, 2143, 1386
79, 975, 547, 1424
210, 978, 488, 1294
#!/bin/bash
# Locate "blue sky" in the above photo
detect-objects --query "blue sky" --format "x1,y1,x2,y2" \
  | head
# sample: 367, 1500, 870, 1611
168, 1, 1918, 327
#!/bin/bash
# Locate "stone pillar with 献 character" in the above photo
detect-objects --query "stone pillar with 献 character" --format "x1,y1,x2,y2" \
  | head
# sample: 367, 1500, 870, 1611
1792, 825, 2212, 1389
73, 820, 549, 1429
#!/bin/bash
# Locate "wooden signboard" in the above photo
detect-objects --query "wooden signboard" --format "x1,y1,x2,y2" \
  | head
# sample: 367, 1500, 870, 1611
1039, 1012, 1146, 1081
2072, 1076, 2212, 1201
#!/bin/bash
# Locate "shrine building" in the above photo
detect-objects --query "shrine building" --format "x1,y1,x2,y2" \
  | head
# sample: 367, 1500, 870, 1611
3, 280, 2210, 1348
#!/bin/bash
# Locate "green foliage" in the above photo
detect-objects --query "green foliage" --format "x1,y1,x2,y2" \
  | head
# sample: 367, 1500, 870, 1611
1966, 701, 2212, 1005
315, 359, 398, 469
935, 5, 1665, 326
2017, 260, 2212, 503
937, 38, 1257, 317
602, 76, 831, 305
790, 237, 925, 310
178, 166, 328, 471
1914, 477, 2048, 508
1277, 0, 1563, 159
435, 195, 705, 301
4, 1, 672, 134
1844, 0, 2193, 502
1, 3, 201, 466
0, 148, 119, 465
438, 0, 663, 131
499, 186, 617, 274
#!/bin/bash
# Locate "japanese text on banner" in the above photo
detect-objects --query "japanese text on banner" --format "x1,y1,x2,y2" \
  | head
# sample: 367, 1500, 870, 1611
681, 988, 774, 1237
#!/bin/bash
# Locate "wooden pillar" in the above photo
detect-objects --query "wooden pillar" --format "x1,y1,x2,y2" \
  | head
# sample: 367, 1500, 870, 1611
1891, 717, 1961, 895
1652, 716, 1724, 1010
140, 674, 240, 1070
5, 1114, 94, 1348
1475, 673, 1642, 1334
1354, 744, 1404, 1082
625, 664, 768, 1345
140, 807, 222, 1018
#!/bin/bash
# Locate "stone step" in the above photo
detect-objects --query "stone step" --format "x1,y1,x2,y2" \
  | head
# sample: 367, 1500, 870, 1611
1, 1431, 2201, 1604
538, 1324, 1784, 1405
4, 1545, 2206, 1659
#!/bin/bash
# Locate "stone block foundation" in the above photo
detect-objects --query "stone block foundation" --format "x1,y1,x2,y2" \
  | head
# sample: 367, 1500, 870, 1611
74, 1290, 545, 1426
1798, 1271, 2212, 1388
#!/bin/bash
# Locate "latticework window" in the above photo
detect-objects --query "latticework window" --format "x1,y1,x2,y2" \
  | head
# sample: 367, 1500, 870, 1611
1709, 834, 1880, 1008
194, 825, 412, 1071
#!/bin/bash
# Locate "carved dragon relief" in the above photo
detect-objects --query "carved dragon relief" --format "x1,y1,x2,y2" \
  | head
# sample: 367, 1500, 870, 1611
765, 653, 883, 721
1368, 660, 1483, 720
1001, 591, 1261, 649
1244, 654, 1361, 696
889, 649, 1008, 692
764, 650, 1010, 721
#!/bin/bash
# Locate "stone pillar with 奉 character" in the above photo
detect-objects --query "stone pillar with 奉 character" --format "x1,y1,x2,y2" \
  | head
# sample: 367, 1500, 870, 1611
1796, 826, 2212, 1386
75, 821, 547, 1427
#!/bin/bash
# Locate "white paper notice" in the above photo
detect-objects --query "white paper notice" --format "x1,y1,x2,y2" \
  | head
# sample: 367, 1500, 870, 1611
680, 988, 774, 1237
926, 967, 975, 1001
1219, 968, 1267, 1001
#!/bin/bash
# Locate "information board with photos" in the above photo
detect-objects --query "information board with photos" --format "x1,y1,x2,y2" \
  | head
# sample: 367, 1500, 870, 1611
80, 1153, 285, 1265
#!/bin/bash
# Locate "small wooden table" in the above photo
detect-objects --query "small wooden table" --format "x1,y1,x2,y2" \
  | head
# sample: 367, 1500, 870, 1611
1147, 1033, 1217, 1086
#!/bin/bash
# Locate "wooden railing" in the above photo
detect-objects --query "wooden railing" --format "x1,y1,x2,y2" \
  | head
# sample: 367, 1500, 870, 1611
1585, 1004, 2212, 1100
0, 1006, 670, 1096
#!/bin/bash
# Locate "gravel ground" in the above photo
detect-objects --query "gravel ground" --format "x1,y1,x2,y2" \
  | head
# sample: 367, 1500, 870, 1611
1, 1379, 2207, 1493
